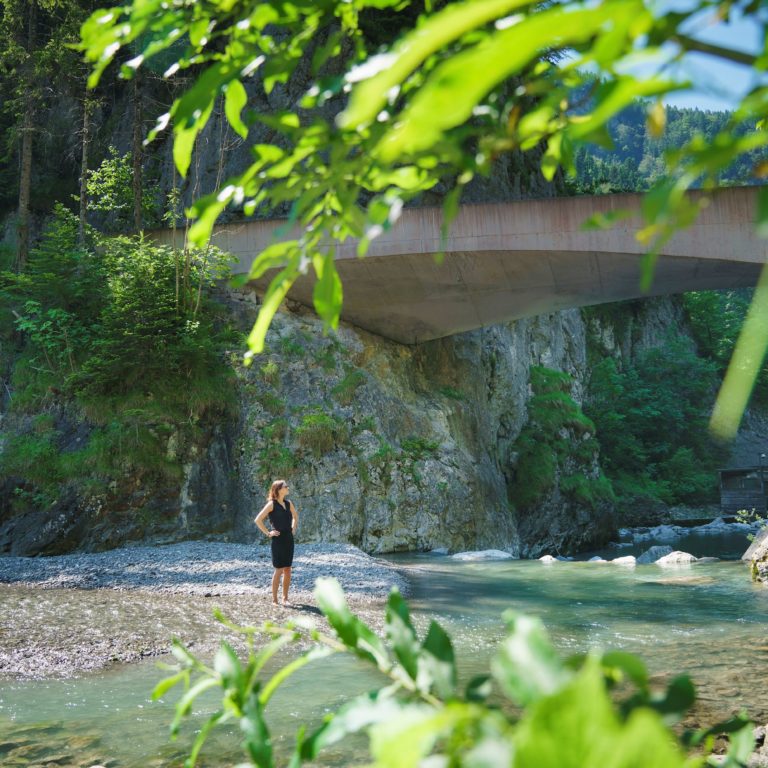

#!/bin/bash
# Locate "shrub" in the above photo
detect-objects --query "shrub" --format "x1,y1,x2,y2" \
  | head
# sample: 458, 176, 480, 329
401, 435, 439, 460
257, 444, 297, 479
296, 412, 341, 456
585, 336, 725, 507
437, 385, 465, 401
511, 366, 610, 511
260, 360, 279, 385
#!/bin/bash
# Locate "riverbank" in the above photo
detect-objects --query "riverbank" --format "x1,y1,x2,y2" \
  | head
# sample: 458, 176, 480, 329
0, 541, 408, 678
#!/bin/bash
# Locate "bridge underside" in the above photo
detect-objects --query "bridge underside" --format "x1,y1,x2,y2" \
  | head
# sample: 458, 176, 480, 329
251, 249, 762, 345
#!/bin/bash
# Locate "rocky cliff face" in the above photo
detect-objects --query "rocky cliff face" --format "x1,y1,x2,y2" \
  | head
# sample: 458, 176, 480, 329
0, 289, 722, 558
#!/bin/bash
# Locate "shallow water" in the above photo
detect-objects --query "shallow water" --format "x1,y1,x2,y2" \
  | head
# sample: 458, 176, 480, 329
1, 536, 767, 766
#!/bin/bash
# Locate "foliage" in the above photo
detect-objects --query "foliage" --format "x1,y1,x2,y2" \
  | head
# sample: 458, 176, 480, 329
156, 578, 754, 768
437, 385, 465, 401
511, 367, 613, 510
80, 0, 768, 380
85, 146, 160, 232
0, 205, 236, 508
295, 411, 344, 457
585, 337, 725, 509
683, 289, 768, 404
569, 99, 764, 194
257, 443, 297, 482
401, 435, 439, 460
260, 360, 279, 385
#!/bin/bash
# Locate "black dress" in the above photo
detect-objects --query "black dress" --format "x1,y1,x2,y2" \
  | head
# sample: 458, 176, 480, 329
269, 498, 294, 568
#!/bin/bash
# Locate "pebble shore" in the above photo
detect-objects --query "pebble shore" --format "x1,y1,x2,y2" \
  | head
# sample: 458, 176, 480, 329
0, 541, 409, 678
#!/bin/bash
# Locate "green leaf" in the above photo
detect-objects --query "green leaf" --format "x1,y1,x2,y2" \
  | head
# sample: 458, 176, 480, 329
225, 79, 249, 139
491, 612, 569, 705
152, 670, 187, 700
513, 658, 689, 768
314, 578, 390, 668
247, 241, 301, 282
385, 589, 420, 681
339, 0, 530, 129
247, 264, 300, 356
295, 690, 406, 762
374, 1, 651, 162
185, 709, 225, 768
369, 702, 470, 768
312, 250, 343, 331
214, 642, 243, 689
259, 646, 333, 705
581, 209, 633, 231
416, 620, 456, 698
465, 674, 493, 703
241, 694, 273, 768
600, 651, 649, 691
757, 186, 768, 238
171, 677, 219, 737
650, 675, 695, 717
711, 263, 768, 440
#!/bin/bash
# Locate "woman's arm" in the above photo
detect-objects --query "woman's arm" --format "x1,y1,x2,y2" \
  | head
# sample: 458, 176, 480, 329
255, 501, 279, 537
290, 501, 299, 535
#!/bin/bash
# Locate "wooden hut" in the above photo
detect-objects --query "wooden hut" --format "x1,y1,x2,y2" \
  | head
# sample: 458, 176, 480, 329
718, 466, 768, 515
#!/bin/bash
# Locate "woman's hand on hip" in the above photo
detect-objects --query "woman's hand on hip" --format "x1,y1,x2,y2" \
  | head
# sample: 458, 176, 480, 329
268, 530, 280, 537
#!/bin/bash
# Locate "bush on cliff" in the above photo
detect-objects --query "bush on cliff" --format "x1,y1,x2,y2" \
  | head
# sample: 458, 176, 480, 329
510, 366, 614, 512
0, 206, 236, 511
586, 336, 724, 510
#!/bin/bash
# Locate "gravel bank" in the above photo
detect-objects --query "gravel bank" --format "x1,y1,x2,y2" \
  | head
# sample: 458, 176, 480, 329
0, 541, 409, 678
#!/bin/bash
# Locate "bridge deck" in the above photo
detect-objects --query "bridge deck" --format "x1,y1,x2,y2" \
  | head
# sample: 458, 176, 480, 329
155, 186, 766, 344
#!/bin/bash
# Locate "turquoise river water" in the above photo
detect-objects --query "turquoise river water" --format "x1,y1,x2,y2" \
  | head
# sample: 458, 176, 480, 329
1, 539, 767, 767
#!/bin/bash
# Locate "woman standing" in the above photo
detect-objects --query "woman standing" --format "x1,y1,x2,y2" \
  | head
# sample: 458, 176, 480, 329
255, 479, 298, 606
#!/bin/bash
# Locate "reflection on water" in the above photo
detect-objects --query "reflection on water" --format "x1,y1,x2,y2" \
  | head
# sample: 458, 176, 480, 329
1, 543, 767, 766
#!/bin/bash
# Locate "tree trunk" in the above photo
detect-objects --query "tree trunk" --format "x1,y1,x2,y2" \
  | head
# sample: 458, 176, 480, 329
15, 0, 37, 272
132, 71, 143, 233
78, 96, 93, 246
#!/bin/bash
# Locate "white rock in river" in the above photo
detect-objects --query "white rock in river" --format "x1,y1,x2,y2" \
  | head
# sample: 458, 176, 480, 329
656, 550, 697, 565
451, 549, 514, 561
612, 556, 637, 566
636, 545, 673, 564
539, 555, 558, 563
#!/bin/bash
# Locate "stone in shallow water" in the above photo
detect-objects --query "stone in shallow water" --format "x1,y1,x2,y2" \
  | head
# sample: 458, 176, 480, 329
611, 556, 637, 566
451, 549, 513, 561
636, 545, 673, 564
588, 556, 607, 562
656, 550, 697, 565
538, 555, 557, 563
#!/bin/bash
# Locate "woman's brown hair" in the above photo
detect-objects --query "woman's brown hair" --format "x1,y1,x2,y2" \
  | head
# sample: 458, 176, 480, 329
267, 479, 287, 501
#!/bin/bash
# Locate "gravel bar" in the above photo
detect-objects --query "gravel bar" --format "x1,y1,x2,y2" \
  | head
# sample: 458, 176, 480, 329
0, 541, 410, 678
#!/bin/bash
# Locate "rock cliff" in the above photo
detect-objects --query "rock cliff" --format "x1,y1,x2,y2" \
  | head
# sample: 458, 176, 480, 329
0, 282, 747, 558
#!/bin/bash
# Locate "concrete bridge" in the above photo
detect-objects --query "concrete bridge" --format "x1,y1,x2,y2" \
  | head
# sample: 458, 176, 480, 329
173, 186, 767, 344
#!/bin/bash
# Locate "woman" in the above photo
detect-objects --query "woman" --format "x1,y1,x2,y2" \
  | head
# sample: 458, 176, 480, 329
255, 479, 299, 606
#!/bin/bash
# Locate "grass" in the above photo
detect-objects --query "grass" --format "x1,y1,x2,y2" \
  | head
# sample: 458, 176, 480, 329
296, 411, 344, 456
331, 368, 366, 406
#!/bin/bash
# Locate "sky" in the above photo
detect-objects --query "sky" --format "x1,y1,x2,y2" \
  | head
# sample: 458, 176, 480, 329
654, 4, 765, 111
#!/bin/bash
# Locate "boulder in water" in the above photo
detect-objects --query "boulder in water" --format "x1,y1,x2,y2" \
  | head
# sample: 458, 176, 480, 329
538, 554, 558, 563
451, 549, 514, 561
656, 550, 697, 565
636, 545, 673, 564
588, 556, 607, 562
611, 555, 637, 566
743, 527, 768, 584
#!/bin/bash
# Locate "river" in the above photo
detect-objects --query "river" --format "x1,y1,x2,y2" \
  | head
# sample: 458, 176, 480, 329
1, 529, 766, 767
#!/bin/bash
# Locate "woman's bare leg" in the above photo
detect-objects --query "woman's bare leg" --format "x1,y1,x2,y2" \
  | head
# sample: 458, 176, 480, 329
282, 567, 292, 604
271, 568, 281, 604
